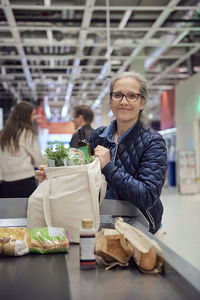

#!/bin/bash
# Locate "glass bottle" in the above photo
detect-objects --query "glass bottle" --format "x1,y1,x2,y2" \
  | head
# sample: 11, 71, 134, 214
80, 218, 96, 269
77, 128, 92, 159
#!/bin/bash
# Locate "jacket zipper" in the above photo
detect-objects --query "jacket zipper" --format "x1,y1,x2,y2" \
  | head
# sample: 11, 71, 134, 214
113, 144, 118, 164
113, 144, 119, 199
146, 209, 156, 229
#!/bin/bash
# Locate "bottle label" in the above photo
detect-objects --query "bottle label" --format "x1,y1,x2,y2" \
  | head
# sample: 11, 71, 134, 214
80, 237, 95, 260
79, 145, 89, 159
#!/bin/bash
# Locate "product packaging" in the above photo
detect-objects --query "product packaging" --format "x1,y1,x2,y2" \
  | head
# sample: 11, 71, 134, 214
29, 227, 70, 254
80, 219, 96, 269
0, 227, 29, 256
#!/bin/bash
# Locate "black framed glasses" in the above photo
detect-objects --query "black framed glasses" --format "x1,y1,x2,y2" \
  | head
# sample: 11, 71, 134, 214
110, 92, 141, 102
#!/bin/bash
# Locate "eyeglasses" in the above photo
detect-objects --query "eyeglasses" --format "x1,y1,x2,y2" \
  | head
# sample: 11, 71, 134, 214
110, 92, 141, 102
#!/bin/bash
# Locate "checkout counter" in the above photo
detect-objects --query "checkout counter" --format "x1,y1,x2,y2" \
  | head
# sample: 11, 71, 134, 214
0, 197, 200, 300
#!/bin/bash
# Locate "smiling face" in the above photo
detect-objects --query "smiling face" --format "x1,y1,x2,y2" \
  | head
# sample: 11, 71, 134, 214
111, 76, 145, 126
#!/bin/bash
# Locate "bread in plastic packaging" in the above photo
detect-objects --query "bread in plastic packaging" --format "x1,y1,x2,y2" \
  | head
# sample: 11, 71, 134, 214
28, 227, 70, 254
0, 227, 29, 256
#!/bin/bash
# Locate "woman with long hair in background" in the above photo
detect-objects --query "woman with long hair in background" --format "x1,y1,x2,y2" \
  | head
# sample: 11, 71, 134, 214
0, 101, 43, 198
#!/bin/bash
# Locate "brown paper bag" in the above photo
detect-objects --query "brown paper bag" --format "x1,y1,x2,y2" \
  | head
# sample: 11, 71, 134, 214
95, 228, 133, 270
115, 217, 164, 273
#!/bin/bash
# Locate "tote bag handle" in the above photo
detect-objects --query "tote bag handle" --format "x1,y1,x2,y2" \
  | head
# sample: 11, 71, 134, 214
99, 174, 107, 206
43, 177, 53, 226
86, 163, 101, 230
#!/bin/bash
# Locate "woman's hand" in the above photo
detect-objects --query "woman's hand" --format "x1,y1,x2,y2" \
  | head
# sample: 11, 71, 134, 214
35, 165, 47, 183
94, 145, 110, 169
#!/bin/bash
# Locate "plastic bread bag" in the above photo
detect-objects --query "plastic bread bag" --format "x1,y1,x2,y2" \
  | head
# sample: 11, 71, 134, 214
28, 227, 70, 254
115, 217, 164, 273
0, 227, 29, 256
95, 228, 133, 270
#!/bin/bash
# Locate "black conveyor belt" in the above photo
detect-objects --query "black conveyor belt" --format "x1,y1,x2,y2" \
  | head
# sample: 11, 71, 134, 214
0, 197, 200, 300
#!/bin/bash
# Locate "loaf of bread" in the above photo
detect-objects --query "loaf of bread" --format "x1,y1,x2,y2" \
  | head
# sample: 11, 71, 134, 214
28, 227, 69, 254
95, 228, 133, 265
0, 227, 29, 256
115, 218, 163, 272
137, 247, 157, 271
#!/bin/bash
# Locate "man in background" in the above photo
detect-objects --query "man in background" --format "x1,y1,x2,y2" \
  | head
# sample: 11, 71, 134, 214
70, 105, 94, 148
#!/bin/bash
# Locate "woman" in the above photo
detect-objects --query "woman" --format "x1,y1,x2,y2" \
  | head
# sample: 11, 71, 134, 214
89, 71, 167, 234
0, 101, 43, 197
36, 71, 167, 234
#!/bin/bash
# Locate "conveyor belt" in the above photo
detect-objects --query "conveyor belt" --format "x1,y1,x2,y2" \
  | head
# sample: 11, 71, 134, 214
66, 245, 200, 300
0, 254, 70, 300
0, 197, 200, 300
0, 243, 200, 300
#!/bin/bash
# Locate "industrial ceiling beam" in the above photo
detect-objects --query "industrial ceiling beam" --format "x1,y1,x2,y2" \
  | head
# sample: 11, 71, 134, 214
0, 1, 199, 122
149, 44, 200, 86
1, 26, 200, 32
1, 4, 199, 12
1, 0, 36, 102
61, 0, 96, 119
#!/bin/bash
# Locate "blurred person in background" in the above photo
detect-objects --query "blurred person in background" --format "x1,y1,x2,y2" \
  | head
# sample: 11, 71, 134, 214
0, 101, 43, 198
36, 72, 167, 236
70, 105, 94, 148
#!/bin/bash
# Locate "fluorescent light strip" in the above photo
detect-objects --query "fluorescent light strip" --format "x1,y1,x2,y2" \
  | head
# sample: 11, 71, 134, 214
158, 127, 177, 135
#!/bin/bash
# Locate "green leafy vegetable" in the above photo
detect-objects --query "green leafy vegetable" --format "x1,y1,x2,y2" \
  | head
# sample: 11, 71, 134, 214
45, 142, 69, 166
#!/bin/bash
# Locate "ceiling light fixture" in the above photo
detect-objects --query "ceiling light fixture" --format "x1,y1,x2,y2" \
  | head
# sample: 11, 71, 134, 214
92, 86, 109, 110
158, 127, 177, 135
44, 0, 51, 7
47, 30, 53, 45
44, 95, 51, 119
148, 113, 154, 120
61, 104, 68, 119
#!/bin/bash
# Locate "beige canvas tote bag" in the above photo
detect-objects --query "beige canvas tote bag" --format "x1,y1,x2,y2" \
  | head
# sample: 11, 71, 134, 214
27, 158, 107, 243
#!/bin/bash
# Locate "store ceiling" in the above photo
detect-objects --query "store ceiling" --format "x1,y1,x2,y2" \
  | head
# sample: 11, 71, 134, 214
0, 0, 200, 123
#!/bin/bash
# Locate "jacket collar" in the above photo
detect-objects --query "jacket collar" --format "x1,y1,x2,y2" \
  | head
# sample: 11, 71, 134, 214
99, 120, 117, 143
99, 119, 141, 144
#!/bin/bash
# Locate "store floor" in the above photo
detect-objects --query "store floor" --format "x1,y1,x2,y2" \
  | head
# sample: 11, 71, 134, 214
161, 186, 200, 271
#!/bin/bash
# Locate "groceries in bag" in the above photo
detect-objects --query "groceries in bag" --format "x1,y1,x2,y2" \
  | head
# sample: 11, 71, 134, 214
45, 142, 93, 167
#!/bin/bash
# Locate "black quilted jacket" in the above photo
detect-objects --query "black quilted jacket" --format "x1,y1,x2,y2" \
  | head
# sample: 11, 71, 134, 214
88, 120, 167, 233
